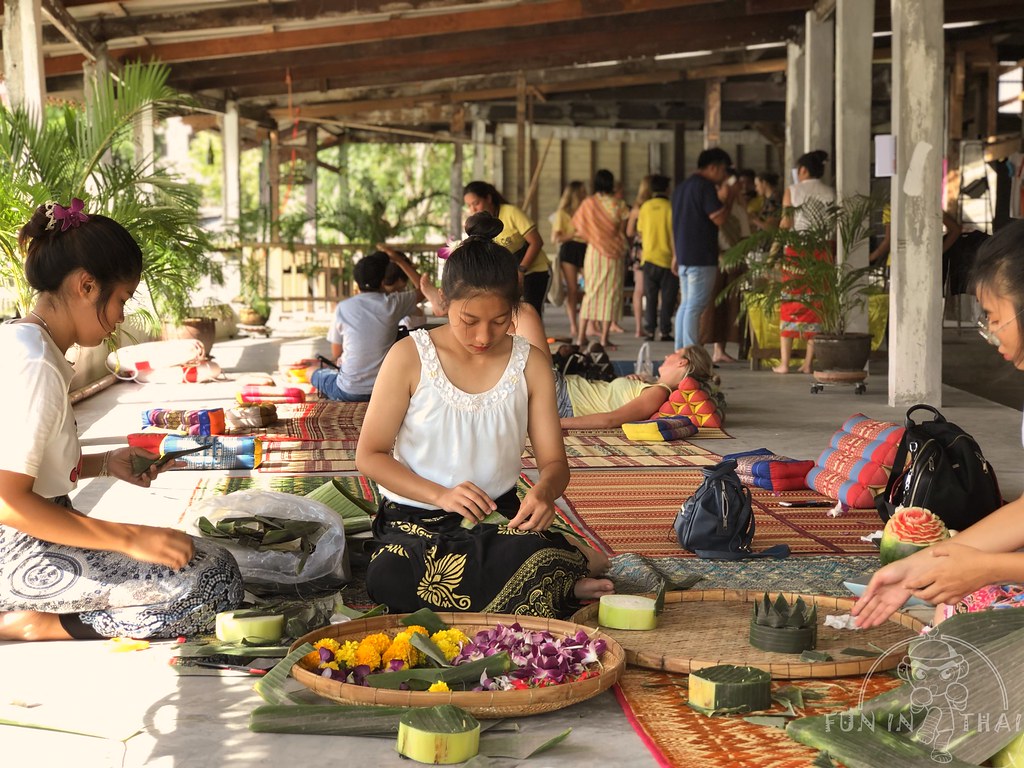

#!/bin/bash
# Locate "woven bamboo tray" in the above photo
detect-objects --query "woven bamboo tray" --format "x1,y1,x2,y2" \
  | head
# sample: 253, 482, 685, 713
571, 590, 925, 679
290, 611, 625, 718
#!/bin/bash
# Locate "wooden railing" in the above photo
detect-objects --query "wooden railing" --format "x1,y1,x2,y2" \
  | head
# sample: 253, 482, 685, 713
241, 242, 444, 315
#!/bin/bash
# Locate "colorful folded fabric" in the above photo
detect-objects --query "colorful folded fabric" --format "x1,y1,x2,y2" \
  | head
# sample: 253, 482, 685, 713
142, 408, 225, 436
724, 447, 815, 492
807, 414, 904, 508
238, 385, 306, 404
621, 414, 697, 442
127, 433, 262, 470
225, 404, 278, 431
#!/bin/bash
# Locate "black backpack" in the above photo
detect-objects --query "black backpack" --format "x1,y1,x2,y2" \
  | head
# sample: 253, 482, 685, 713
875, 404, 1002, 531
673, 459, 790, 560
551, 344, 615, 382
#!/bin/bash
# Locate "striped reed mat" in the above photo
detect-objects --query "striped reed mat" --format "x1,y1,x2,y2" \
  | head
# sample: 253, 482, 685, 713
559, 470, 883, 557
257, 438, 359, 473
186, 474, 380, 511
260, 401, 367, 440
524, 436, 723, 470
615, 668, 901, 768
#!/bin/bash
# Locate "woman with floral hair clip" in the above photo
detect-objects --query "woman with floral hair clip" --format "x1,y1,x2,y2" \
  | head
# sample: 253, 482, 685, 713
0, 200, 243, 641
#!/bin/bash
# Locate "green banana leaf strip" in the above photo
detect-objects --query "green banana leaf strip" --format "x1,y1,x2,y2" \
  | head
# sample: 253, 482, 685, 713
801, 650, 833, 662
365, 652, 510, 689
253, 642, 315, 705
197, 516, 228, 538
248, 703, 408, 735
478, 727, 572, 758
177, 640, 290, 658
773, 685, 806, 710
331, 602, 387, 622
839, 648, 884, 658
400, 607, 449, 634
410, 631, 453, 668
654, 577, 667, 615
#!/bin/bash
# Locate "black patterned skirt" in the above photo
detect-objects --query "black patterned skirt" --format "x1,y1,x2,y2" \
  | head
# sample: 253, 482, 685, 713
365, 489, 588, 619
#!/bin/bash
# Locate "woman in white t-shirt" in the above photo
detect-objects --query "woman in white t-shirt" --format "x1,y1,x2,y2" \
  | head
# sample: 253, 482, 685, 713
0, 201, 242, 641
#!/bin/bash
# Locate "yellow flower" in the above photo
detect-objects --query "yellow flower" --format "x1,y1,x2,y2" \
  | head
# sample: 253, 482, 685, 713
383, 634, 422, 669
319, 660, 340, 671
313, 638, 341, 653
354, 643, 382, 670
430, 629, 469, 662
404, 625, 429, 638
335, 640, 359, 668
428, 681, 451, 693
362, 632, 392, 655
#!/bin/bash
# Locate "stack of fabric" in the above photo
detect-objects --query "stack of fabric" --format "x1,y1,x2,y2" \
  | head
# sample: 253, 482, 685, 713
724, 448, 816, 492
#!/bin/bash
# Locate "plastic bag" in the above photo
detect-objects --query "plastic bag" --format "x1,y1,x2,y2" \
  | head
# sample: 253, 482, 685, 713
183, 490, 350, 589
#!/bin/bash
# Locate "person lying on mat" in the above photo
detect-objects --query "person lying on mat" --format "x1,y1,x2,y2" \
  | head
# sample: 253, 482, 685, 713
556, 344, 718, 429
854, 220, 1024, 630
0, 200, 243, 641
308, 247, 424, 401
355, 211, 614, 618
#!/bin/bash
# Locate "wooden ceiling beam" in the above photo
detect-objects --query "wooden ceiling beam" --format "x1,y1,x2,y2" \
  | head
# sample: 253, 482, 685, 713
41, 0, 732, 74
40, 0, 107, 63
166, 11, 798, 89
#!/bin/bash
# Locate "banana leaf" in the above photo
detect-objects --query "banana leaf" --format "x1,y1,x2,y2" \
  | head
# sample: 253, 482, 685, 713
365, 652, 511, 690
410, 631, 453, 668
400, 607, 449, 635
253, 642, 315, 705
249, 704, 407, 735
304, 479, 375, 533
787, 610, 1024, 766
478, 727, 572, 758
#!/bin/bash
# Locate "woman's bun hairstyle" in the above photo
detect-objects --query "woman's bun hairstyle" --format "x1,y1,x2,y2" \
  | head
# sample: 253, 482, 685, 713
796, 150, 829, 179
465, 211, 504, 241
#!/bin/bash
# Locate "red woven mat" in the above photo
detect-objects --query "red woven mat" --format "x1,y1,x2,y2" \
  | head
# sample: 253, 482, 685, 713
615, 666, 902, 767
560, 470, 882, 557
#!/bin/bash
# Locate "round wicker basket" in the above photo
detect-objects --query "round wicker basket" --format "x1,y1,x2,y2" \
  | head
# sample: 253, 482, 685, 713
572, 590, 925, 679
290, 612, 625, 718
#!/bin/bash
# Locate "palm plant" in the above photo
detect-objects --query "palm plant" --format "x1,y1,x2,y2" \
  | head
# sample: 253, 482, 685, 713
721, 193, 885, 337
0, 61, 219, 330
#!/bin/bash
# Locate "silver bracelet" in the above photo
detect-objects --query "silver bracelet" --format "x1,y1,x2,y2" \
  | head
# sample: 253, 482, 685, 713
98, 451, 111, 478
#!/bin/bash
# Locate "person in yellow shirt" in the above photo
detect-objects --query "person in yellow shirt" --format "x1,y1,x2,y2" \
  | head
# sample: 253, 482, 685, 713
463, 181, 550, 319
637, 174, 677, 341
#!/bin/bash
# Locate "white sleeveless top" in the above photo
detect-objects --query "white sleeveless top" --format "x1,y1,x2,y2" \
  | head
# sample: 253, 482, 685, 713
789, 178, 836, 232
376, 330, 531, 510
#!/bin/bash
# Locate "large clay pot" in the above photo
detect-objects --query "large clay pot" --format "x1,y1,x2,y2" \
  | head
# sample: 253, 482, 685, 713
812, 333, 871, 375
163, 317, 216, 358
238, 306, 268, 326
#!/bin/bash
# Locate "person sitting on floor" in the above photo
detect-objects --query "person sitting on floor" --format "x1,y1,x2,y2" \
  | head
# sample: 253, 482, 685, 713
556, 344, 718, 429
355, 212, 614, 618
0, 200, 243, 641
380, 245, 428, 340
853, 220, 1024, 630
309, 249, 423, 401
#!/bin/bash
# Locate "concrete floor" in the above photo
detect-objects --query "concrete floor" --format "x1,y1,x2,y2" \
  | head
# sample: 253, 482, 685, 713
2, 307, 1021, 768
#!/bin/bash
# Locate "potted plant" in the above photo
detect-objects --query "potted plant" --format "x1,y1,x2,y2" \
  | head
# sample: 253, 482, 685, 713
722, 193, 885, 385
235, 251, 271, 326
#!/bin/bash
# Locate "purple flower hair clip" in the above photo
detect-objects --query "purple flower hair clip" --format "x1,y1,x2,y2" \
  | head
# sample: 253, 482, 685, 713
45, 198, 89, 232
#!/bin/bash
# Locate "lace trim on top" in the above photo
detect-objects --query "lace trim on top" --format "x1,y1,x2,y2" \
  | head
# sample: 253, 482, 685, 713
411, 329, 528, 412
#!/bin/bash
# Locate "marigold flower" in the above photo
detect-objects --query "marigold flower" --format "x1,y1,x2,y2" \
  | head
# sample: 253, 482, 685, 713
335, 640, 359, 668
427, 681, 451, 693
319, 660, 340, 671
362, 632, 392, 656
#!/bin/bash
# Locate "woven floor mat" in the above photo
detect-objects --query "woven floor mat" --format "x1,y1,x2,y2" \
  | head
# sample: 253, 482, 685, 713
560, 470, 882, 557
615, 667, 901, 768
524, 436, 723, 470
606, 553, 881, 597
184, 474, 381, 513
257, 401, 367, 440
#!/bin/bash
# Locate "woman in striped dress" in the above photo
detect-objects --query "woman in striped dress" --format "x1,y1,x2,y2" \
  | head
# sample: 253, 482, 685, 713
572, 169, 629, 349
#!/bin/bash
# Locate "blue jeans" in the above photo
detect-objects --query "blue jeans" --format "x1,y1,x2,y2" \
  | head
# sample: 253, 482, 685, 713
310, 368, 372, 402
674, 265, 718, 348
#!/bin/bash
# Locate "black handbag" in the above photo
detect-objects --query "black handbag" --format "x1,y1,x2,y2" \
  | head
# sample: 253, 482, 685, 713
673, 459, 790, 560
875, 404, 1002, 531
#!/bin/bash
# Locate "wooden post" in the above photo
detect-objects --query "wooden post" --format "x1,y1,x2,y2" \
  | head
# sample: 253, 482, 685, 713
269, 130, 281, 242
450, 107, 466, 240
704, 78, 722, 149
516, 72, 527, 206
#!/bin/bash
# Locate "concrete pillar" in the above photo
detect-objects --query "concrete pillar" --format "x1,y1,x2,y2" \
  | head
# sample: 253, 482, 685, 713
2, 0, 46, 121
835, 0, 874, 334
83, 51, 112, 166
889, 0, 944, 406
451, 140, 464, 240
222, 100, 241, 231
516, 73, 527, 206
269, 130, 281, 242
133, 104, 156, 176
785, 41, 806, 182
804, 11, 835, 182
